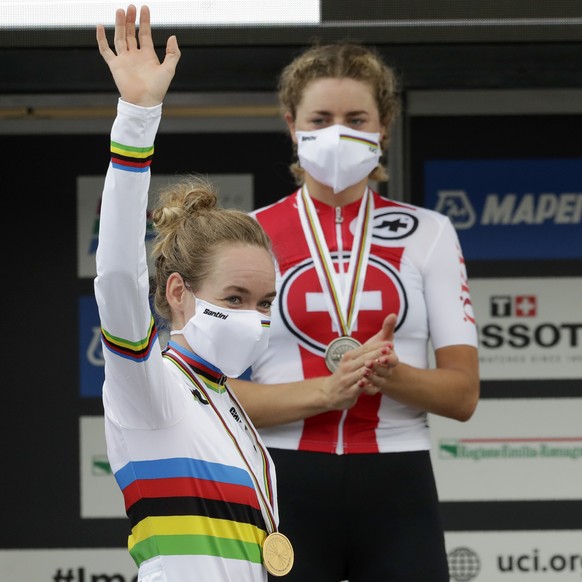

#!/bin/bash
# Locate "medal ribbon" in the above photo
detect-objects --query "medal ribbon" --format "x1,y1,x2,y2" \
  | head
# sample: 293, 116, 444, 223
297, 185, 374, 337
163, 347, 278, 534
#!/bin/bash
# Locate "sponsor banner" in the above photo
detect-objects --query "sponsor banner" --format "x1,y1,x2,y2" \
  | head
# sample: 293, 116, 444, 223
0, 549, 136, 582
80, 416, 125, 518
430, 399, 582, 501
78, 296, 103, 398
77, 173, 254, 279
1, 532, 579, 582
424, 158, 582, 260
470, 277, 582, 380
445, 530, 582, 582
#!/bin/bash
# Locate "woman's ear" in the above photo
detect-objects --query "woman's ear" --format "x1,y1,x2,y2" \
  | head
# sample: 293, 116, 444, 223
166, 273, 194, 330
166, 273, 188, 311
284, 111, 297, 144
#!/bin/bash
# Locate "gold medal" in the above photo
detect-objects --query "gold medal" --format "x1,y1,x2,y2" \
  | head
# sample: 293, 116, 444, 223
324, 336, 362, 372
263, 531, 294, 577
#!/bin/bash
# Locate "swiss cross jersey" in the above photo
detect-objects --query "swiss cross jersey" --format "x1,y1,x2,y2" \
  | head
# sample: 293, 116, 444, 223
94, 100, 277, 582
250, 189, 478, 455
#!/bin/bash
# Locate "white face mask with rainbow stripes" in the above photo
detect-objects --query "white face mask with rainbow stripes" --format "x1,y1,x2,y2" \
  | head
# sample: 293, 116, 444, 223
171, 295, 270, 377
296, 124, 381, 194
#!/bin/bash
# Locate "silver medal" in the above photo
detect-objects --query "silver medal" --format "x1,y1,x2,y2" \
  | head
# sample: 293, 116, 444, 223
324, 336, 362, 372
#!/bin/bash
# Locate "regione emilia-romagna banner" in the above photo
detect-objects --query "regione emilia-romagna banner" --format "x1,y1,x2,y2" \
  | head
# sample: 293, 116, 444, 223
424, 158, 582, 260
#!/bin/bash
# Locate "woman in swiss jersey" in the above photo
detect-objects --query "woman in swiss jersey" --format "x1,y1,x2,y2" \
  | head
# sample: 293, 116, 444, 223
228, 39, 480, 582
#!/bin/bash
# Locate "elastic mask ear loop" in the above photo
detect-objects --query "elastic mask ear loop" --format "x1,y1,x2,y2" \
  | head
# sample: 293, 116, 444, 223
170, 278, 195, 337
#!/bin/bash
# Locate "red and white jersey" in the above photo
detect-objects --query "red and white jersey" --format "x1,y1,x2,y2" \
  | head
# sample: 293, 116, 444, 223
250, 188, 478, 454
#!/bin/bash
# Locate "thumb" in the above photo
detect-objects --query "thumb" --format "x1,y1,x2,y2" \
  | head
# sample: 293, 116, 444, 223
163, 35, 181, 69
380, 313, 397, 343
364, 313, 397, 346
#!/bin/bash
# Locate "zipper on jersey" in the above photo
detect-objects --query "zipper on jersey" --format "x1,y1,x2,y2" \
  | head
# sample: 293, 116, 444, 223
334, 205, 347, 455
335, 206, 346, 281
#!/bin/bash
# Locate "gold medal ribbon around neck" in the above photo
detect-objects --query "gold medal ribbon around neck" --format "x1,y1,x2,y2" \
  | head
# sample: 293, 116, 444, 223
163, 348, 294, 576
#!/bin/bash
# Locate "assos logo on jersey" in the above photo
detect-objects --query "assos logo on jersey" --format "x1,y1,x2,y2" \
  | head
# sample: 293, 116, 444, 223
278, 255, 407, 354
369, 210, 419, 241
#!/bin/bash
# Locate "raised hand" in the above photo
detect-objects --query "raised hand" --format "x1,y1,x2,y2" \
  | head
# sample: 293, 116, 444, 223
96, 4, 181, 107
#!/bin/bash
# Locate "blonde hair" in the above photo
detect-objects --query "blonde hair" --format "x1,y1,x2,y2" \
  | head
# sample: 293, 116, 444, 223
150, 175, 272, 323
278, 41, 401, 184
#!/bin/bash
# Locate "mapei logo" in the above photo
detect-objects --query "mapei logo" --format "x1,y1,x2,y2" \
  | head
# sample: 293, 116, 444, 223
490, 295, 537, 318
434, 190, 476, 229
435, 189, 582, 230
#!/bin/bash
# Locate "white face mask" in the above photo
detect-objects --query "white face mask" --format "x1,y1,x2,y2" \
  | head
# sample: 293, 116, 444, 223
296, 124, 381, 194
170, 296, 270, 378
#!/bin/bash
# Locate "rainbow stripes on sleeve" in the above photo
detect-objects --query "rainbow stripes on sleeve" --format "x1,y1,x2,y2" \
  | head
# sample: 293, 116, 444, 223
111, 140, 154, 173
101, 315, 158, 363
116, 457, 267, 567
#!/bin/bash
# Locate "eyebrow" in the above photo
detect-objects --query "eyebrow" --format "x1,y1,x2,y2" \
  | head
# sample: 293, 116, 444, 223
311, 109, 369, 117
224, 285, 277, 299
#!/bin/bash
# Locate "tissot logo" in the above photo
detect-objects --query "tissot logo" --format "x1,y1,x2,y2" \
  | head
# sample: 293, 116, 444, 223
203, 308, 228, 319
490, 295, 537, 317
482, 293, 582, 348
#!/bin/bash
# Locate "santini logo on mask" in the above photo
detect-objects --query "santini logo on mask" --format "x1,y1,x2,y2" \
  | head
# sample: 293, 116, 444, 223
204, 307, 228, 320
171, 296, 270, 377
296, 124, 381, 194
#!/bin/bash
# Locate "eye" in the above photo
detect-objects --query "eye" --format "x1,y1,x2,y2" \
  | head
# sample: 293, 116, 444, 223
257, 299, 273, 313
309, 115, 329, 127
347, 117, 365, 127
225, 295, 242, 305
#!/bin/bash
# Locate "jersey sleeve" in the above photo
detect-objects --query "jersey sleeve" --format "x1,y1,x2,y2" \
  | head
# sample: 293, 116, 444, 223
94, 99, 183, 429
422, 216, 478, 350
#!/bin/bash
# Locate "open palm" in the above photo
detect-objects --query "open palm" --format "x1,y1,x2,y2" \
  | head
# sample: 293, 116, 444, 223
96, 4, 180, 107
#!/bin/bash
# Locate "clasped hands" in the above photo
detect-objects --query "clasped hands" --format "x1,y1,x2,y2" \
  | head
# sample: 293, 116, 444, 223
321, 313, 399, 410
